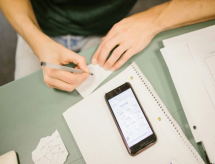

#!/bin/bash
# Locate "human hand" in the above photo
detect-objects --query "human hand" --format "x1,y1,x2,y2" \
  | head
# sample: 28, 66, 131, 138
39, 39, 89, 92
91, 12, 159, 71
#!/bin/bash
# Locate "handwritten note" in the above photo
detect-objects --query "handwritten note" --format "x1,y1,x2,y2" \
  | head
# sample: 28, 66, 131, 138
76, 64, 112, 98
32, 130, 68, 164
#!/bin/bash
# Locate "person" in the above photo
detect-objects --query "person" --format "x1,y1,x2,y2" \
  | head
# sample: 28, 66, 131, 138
0, 0, 214, 92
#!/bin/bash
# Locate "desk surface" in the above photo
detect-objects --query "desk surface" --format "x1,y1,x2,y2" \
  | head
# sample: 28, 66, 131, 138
1, 20, 215, 164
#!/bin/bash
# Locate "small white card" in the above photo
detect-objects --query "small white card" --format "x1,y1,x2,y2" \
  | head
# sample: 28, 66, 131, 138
76, 64, 112, 98
32, 130, 69, 164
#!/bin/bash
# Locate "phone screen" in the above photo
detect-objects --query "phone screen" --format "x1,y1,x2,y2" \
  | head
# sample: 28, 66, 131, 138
108, 88, 153, 148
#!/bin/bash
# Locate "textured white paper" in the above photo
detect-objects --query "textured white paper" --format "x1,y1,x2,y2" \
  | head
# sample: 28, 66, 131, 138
76, 64, 112, 98
32, 130, 68, 164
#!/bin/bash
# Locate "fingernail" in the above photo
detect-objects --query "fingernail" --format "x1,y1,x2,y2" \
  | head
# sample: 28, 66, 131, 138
110, 67, 115, 71
92, 58, 97, 65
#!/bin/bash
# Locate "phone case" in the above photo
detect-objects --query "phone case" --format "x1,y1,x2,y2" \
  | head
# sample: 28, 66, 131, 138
105, 82, 157, 156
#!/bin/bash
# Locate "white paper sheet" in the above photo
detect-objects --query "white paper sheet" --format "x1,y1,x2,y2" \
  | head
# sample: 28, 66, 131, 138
161, 44, 215, 163
63, 63, 204, 164
32, 130, 69, 164
163, 25, 215, 47
188, 41, 215, 107
161, 47, 202, 143
162, 25, 215, 144
76, 64, 112, 98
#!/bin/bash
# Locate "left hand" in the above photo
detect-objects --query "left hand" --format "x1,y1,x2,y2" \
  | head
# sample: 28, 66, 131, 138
91, 12, 159, 71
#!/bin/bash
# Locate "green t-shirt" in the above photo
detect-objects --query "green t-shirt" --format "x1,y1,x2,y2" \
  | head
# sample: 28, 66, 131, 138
30, 0, 137, 36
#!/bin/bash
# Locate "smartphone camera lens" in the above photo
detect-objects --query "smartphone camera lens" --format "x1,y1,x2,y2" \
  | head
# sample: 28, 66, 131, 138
114, 88, 121, 94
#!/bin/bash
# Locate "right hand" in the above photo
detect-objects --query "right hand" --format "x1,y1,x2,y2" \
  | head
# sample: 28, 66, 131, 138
38, 39, 89, 92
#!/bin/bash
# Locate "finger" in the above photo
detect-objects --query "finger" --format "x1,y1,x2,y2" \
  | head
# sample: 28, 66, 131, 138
110, 48, 134, 71
47, 84, 54, 88
48, 68, 89, 85
92, 40, 107, 65
45, 76, 79, 92
92, 47, 100, 65
92, 27, 118, 65
44, 67, 89, 85
103, 44, 129, 70
97, 36, 122, 67
47, 84, 62, 90
47, 79, 81, 92
68, 53, 90, 73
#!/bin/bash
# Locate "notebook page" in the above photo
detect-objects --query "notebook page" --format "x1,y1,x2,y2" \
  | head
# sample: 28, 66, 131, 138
64, 63, 203, 164
76, 64, 112, 98
161, 45, 215, 163
132, 64, 204, 163
188, 41, 215, 107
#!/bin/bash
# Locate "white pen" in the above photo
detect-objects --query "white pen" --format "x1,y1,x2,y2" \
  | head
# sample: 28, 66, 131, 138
41, 62, 93, 75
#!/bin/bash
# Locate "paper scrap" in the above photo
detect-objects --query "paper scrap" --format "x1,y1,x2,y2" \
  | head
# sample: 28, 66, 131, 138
76, 64, 112, 98
32, 130, 69, 164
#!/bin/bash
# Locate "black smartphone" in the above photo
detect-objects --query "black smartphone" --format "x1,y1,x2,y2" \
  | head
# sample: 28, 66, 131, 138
105, 82, 157, 156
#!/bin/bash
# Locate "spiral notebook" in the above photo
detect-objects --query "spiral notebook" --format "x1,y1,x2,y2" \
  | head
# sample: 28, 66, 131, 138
63, 62, 204, 164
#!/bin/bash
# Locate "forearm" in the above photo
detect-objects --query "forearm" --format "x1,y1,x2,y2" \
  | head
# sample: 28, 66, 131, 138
0, 0, 51, 60
148, 0, 215, 33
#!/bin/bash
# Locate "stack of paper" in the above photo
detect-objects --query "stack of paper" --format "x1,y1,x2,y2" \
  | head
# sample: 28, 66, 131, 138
160, 25, 215, 163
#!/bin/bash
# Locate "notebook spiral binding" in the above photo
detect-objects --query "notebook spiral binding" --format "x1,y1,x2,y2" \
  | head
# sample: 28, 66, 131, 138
130, 63, 204, 164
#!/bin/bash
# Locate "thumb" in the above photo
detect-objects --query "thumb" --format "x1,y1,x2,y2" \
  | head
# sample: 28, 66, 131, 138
70, 53, 90, 73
